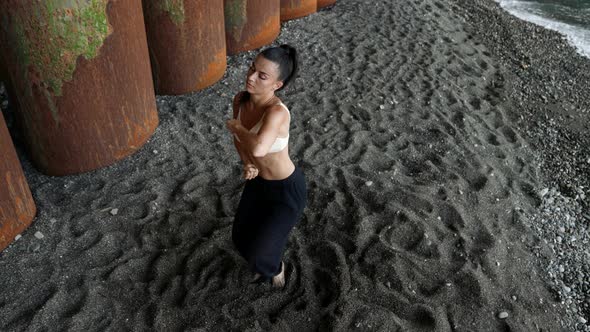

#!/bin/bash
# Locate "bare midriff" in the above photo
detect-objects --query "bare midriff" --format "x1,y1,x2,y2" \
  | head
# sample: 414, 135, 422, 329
253, 147, 295, 180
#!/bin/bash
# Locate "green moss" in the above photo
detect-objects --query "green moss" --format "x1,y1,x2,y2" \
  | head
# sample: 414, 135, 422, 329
224, 0, 247, 41
6, 0, 110, 104
12, 22, 30, 86
159, 0, 185, 26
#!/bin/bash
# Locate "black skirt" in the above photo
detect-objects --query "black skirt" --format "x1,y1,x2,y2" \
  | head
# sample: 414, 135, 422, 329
232, 166, 307, 280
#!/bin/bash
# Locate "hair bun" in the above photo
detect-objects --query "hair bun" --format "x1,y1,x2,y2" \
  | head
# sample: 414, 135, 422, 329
260, 45, 298, 92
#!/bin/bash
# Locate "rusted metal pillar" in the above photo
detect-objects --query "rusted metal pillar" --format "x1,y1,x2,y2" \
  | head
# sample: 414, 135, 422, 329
224, 0, 281, 55
0, 112, 36, 252
0, 0, 159, 176
143, 1, 227, 94
280, 0, 317, 21
317, 0, 336, 8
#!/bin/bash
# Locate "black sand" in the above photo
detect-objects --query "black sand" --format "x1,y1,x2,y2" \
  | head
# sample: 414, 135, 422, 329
1, 0, 589, 331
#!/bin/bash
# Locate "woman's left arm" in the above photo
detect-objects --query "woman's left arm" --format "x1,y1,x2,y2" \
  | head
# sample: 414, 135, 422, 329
227, 105, 287, 158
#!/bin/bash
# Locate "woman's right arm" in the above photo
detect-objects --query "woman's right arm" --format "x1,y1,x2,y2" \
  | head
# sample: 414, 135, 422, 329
231, 93, 259, 179
231, 93, 254, 166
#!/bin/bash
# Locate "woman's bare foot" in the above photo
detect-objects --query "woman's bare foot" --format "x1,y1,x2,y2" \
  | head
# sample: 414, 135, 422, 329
272, 261, 285, 288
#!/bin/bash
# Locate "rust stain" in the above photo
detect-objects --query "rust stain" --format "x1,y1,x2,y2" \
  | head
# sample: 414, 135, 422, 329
114, 111, 158, 159
225, 0, 280, 55
196, 48, 227, 90
0, 113, 36, 252
281, 0, 317, 21
144, 0, 227, 94
241, 13, 280, 52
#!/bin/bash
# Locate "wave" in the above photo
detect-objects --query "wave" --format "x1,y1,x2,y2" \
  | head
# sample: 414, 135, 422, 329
497, 0, 590, 58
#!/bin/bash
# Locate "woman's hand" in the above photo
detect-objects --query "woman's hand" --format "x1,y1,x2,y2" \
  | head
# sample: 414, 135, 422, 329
243, 163, 259, 180
226, 119, 242, 133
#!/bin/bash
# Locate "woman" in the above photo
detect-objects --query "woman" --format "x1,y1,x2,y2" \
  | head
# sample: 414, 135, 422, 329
226, 45, 307, 288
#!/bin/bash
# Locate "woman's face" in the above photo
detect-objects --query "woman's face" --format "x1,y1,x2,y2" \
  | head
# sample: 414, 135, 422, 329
245, 55, 283, 94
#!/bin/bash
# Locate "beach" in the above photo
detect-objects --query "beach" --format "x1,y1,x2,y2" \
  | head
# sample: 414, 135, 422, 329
1, 0, 589, 331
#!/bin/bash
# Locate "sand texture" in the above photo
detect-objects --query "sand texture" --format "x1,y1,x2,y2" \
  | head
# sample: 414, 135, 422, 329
1, 0, 589, 331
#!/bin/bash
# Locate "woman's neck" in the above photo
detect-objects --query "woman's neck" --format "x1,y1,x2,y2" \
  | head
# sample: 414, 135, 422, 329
249, 91, 276, 109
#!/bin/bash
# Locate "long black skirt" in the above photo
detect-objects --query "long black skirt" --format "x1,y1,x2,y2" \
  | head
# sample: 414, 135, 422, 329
232, 166, 307, 280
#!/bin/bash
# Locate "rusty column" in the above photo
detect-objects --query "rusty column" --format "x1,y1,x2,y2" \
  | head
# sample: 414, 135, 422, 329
143, 1, 227, 95
317, 0, 336, 8
0, 0, 159, 176
224, 0, 281, 55
0, 112, 36, 252
280, 0, 317, 21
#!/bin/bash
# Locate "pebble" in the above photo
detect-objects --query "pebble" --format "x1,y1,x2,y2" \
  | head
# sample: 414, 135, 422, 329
365, 181, 373, 187
34, 231, 44, 239
14, 234, 22, 241
540, 188, 549, 197
110, 208, 119, 215
579, 317, 587, 324
28, 243, 41, 252
50, 218, 57, 224
153, 150, 158, 154
498, 311, 509, 319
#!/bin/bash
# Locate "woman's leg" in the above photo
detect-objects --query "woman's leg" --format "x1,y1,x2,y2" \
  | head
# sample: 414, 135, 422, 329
232, 181, 260, 258
246, 202, 299, 280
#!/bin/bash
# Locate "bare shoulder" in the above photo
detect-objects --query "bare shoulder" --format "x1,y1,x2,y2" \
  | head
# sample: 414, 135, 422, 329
265, 104, 289, 120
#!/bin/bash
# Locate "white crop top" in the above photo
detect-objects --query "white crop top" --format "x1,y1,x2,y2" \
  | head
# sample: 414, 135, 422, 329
234, 102, 290, 153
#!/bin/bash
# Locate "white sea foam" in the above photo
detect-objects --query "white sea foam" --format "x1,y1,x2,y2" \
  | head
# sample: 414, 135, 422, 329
497, 0, 590, 59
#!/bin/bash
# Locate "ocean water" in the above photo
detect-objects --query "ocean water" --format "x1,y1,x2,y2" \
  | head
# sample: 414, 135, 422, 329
496, 0, 590, 58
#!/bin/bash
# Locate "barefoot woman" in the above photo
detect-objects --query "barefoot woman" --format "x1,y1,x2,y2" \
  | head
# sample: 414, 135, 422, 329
226, 45, 307, 287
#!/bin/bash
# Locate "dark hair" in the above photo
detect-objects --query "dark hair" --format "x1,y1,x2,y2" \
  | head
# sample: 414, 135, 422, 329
239, 45, 298, 103
260, 44, 298, 92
